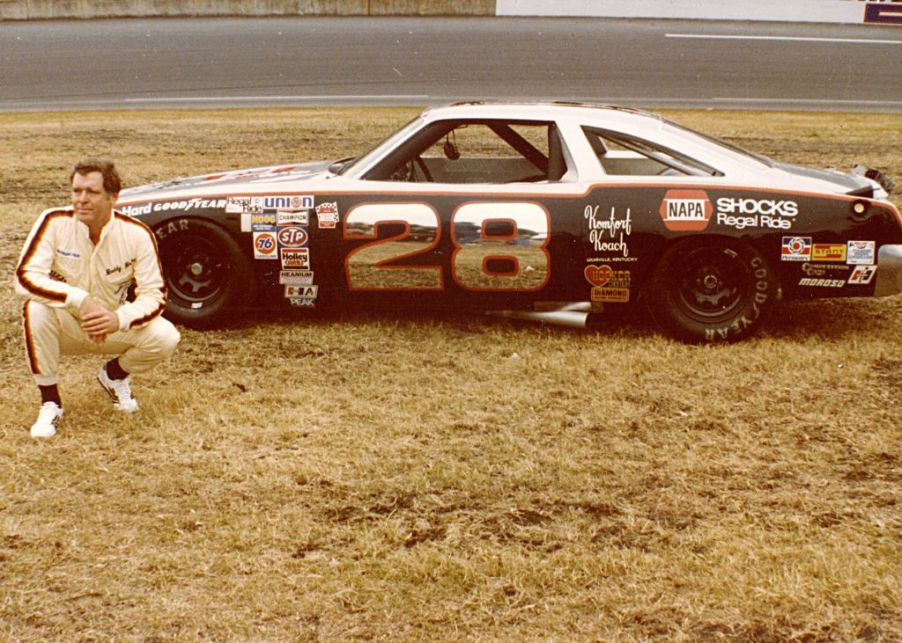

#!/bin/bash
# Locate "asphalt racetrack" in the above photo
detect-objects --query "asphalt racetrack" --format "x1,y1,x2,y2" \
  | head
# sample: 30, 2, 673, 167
1, 16, 900, 112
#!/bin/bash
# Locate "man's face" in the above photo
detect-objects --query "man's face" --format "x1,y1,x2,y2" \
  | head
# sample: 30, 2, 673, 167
71, 171, 116, 230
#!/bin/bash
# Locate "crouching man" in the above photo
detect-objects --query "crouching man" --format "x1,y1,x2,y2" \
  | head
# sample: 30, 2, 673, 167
15, 159, 180, 438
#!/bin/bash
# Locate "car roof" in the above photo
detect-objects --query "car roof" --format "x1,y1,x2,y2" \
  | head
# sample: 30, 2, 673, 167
420, 101, 666, 127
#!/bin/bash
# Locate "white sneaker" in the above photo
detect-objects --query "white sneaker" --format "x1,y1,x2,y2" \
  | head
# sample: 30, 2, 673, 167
31, 402, 64, 438
97, 366, 139, 413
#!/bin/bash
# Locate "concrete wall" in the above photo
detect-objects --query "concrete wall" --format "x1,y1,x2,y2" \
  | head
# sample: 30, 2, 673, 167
497, 0, 902, 25
0, 0, 497, 20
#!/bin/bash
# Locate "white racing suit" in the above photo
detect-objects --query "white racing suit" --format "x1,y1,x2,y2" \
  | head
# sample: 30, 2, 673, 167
15, 207, 180, 386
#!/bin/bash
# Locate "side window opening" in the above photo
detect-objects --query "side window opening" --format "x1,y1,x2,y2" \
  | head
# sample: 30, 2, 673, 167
583, 127, 722, 177
365, 120, 570, 184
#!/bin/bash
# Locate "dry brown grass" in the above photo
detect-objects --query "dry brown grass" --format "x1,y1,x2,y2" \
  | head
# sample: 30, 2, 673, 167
1, 108, 900, 641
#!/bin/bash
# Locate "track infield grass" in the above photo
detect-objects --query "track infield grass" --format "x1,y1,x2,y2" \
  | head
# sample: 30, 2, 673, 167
0, 108, 900, 640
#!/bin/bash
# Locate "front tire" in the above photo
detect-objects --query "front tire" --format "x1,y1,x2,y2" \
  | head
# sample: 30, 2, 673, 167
646, 239, 777, 343
156, 218, 253, 327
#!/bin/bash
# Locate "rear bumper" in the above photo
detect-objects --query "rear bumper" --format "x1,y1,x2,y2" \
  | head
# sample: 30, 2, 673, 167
875, 244, 902, 297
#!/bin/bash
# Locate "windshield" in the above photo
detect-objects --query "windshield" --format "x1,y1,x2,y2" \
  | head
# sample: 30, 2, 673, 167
336, 115, 425, 177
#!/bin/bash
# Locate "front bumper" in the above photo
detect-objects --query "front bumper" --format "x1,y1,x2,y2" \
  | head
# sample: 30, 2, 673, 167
875, 244, 902, 297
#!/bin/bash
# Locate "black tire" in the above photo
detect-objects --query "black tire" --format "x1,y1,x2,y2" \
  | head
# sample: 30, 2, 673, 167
646, 238, 778, 343
155, 218, 254, 327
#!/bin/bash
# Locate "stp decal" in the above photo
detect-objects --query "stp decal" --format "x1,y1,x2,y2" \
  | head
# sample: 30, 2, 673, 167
277, 226, 309, 248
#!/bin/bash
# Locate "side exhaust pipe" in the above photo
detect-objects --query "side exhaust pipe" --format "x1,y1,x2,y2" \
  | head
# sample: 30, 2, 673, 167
488, 302, 592, 329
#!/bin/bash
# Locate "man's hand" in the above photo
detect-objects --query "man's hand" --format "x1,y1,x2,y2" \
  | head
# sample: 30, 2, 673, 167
79, 297, 120, 344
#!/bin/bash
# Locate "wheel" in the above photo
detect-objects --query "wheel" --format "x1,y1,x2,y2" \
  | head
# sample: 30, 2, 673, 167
155, 218, 253, 327
646, 239, 777, 343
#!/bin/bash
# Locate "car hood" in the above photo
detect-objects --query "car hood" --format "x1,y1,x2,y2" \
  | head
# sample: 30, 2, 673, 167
118, 160, 333, 201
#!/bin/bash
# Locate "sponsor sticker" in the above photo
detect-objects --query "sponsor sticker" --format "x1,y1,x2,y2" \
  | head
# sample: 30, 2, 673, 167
253, 231, 278, 260
251, 195, 314, 211
280, 248, 310, 269
316, 201, 340, 229
812, 244, 846, 263
227, 196, 260, 214
781, 236, 812, 262
276, 209, 310, 226
591, 286, 630, 303
585, 205, 633, 260
277, 226, 309, 248
658, 189, 713, 231
279, 270, 314, 286
848, 265, 877, 285
802, 263, 850, 277
798, 278, 845, 288
288, 297, 317, 307
284, 285, 318, 299
584, 264, 630, 289
716, 197, 798, 230
847, 240, 876, 265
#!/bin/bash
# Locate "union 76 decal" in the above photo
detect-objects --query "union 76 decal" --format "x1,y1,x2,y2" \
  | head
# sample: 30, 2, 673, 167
343, 202, 550, 291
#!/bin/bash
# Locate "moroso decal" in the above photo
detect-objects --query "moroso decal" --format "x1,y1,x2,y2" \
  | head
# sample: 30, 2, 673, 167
658, 189, 713, 231
798, 278, 845, 288
781, 236, 812, 262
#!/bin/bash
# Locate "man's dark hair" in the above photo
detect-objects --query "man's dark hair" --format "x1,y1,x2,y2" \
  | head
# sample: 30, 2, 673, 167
71, 158, 122, 195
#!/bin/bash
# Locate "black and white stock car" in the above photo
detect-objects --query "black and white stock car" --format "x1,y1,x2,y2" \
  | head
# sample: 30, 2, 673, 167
117, 102, 902, 342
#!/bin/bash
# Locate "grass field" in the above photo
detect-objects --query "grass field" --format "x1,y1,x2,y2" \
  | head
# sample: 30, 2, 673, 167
1, 107, 900, 641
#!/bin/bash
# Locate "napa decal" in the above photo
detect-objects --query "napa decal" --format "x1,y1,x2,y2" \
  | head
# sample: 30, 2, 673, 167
658, 190, 713, 231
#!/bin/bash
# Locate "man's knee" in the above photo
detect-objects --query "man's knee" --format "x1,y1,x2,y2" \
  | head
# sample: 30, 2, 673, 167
25, 299, 62, 331
157, 319, 181, 359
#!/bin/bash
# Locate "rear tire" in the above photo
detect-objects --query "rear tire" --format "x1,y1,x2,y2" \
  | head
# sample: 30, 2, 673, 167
646, 239, 777, 343
156, 218, 253, 327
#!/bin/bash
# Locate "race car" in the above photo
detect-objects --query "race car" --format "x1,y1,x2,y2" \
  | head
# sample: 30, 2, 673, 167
116, 102, 902, 343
